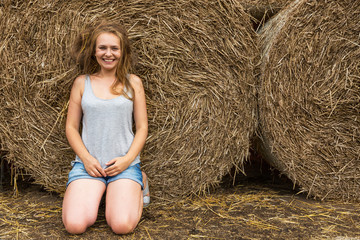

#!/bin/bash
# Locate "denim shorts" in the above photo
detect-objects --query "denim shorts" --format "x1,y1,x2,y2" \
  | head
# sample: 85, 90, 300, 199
67, 162, 143, 189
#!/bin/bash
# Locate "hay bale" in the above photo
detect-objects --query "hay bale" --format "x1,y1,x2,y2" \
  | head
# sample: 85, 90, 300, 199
0, 1, 77, 192
0, 0, 258, 197
137, 2, 258, 198
240, 0, 295, 28
258, 0, 360, 201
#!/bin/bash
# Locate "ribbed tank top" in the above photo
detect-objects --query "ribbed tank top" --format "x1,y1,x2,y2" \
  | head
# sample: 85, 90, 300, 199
72, 75, 140, 168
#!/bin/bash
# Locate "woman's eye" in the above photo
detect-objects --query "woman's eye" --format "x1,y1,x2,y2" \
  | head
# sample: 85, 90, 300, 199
99, 47, 106, 50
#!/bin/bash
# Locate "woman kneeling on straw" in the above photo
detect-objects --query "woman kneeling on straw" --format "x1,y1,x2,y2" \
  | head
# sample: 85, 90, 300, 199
62, 21, 150, 234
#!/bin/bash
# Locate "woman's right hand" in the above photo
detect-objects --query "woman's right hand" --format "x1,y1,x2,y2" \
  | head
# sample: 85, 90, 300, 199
82, 156, 107, 177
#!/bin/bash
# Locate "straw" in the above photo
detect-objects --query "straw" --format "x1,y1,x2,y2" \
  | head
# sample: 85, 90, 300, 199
257, 0, 360, 201
0, 0, 258, 198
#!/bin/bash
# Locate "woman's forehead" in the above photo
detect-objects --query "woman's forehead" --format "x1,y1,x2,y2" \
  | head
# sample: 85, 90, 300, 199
96, 32, 120, 45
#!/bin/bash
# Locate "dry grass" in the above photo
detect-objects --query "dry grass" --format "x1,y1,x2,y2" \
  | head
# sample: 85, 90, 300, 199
241, 0, 295, 30
135, 1, 258, 198
257, 0, 360, 201
0, 0, 258, 198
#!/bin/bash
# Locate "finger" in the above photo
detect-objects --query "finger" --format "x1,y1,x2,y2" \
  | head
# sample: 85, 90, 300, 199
106, 159, 116, 166
105, 167, 118, 177
107, 171, 117, 177
97, 167, 107, 177
90, 170, 99, 177
88, 166, 101, 177
89, 163, 105, 177
85, 165, 99, 177
85, 168, 94, 177
105, 165, 121, 175
104, 166, 113, 175
93, 165, 106, 177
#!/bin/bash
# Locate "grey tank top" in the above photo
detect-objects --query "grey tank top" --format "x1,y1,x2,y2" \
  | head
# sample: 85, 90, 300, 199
72, 75, 140, 168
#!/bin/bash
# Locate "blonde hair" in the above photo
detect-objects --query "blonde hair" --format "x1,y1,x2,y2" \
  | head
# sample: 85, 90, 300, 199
72, 21, 134, 100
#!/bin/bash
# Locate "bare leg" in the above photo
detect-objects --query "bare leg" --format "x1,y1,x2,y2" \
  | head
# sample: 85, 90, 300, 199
62, 179, 106, 234
105, 179, 142, 234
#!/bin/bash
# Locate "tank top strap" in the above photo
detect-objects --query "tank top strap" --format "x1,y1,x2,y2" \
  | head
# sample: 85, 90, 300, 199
83, 74, 92, 96
124, 73, 131, 95
85, 74, 90, 87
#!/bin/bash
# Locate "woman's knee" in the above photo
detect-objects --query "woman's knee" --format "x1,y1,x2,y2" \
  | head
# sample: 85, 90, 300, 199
62, 213, 97, 234
108, 216, 138, 234
63, 218, 88, 234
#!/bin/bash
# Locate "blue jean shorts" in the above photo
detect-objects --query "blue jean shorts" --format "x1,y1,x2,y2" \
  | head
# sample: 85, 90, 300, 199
67, 162, 143, 189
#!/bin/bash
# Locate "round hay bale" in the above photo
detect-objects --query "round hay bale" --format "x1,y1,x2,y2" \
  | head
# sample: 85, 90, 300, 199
241, 0, 295, 27
0, 0, 258, 197
258, 0, 360, 201
0, 1, 79, 192
137, 2, 258, 198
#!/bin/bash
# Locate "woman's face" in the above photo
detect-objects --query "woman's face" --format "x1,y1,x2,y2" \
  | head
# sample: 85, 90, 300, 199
94, 32, 121, 71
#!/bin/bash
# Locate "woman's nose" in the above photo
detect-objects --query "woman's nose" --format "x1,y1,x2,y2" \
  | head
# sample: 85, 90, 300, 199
105, 48, 111, 56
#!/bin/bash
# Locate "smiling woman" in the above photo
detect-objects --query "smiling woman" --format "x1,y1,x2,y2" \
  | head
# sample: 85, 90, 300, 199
62, 22, 149, 235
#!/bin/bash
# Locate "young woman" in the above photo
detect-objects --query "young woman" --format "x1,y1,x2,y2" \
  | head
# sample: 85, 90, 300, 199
62, 22, 149, 234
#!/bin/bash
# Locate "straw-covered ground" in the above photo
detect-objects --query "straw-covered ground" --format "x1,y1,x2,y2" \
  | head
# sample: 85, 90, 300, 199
1, 166, 360, 240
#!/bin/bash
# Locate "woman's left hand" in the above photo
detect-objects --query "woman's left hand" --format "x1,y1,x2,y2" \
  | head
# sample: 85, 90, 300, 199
104, 157, 130, 176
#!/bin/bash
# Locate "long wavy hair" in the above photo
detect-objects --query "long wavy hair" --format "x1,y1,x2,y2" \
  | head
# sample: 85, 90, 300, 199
72, 21, 134, 100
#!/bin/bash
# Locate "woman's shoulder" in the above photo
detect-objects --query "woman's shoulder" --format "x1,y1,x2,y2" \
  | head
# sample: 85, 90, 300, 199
128, 74, 143, 89
73, 74, 87, 86
74, 74, 87, 84
72, 74, 87, 94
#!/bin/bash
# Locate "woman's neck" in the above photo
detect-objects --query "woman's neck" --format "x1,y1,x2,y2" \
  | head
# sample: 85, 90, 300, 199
94, 69, 117, 82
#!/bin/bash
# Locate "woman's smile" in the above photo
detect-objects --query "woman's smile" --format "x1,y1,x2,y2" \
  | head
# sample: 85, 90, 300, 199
102, 58, 116, 64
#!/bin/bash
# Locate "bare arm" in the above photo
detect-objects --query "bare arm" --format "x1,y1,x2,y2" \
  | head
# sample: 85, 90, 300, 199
105, 74, 148, 176
66, 75, 106, 177
126, 74, 148, 162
